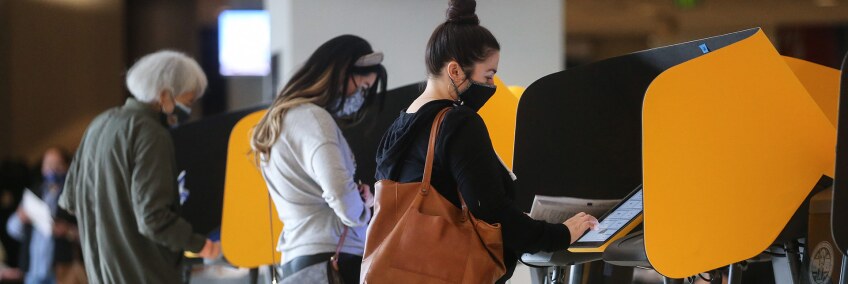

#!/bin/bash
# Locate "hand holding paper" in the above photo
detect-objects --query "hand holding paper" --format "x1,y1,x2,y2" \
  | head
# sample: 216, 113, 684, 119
21, 189, 54, 236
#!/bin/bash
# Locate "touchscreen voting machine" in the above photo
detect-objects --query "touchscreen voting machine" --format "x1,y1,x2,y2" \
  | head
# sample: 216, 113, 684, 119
568, 185, 644, 253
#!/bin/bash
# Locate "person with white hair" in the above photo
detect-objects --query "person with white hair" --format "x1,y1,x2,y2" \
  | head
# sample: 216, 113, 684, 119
58, 50, 220, 284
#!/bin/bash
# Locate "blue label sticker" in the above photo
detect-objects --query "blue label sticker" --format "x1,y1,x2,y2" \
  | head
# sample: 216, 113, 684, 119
699, 43, 710, 54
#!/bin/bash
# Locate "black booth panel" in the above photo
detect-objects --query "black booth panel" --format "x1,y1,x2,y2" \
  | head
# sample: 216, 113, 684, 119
172, 107, 264, 235
833, 53, 848, 254
512, 28, 759, 212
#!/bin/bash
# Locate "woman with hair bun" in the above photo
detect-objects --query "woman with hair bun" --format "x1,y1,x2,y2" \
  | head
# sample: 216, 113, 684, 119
372, 0, 599, 282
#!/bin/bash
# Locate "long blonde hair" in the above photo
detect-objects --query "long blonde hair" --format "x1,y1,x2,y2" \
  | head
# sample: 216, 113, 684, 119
251, 35, 387, 161
251, 69, 332, 159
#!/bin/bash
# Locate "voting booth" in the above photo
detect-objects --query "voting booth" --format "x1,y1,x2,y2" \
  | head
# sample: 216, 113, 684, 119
514, 28, 758, 283
639, 28, 836, 282
516, 27, 841, 283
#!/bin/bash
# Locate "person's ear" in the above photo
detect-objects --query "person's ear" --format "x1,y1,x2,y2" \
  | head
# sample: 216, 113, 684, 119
158, 90, 174, 113
175, 90, 197, 106
158, 90, 171, 103
446, 61, 465, 83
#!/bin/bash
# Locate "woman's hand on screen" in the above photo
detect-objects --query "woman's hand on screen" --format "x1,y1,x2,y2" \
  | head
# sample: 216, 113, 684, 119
563, 212, 599, 244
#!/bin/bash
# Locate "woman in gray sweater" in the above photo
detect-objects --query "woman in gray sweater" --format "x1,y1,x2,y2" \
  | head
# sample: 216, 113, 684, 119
251, 35, 387, 283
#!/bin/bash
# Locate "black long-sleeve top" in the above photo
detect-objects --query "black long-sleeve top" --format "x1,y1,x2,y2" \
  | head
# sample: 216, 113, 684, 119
375, 99, 572, 279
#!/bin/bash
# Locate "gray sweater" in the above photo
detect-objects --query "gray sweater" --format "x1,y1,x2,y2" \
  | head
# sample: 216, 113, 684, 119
261, 103, 371, 263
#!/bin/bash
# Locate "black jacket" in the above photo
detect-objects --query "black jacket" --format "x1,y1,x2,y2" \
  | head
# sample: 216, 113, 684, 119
375, 100, 572, 280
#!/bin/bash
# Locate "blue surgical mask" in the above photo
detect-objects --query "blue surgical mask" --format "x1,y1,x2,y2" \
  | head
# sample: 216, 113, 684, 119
44, 173, 66, 185
173, 102, 192, 125
161, 98, 192, 129
333, 87, 367, 118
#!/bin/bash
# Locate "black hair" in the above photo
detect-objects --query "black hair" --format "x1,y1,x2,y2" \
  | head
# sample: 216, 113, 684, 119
425, 0, 500, 77
283, 34, 387, 115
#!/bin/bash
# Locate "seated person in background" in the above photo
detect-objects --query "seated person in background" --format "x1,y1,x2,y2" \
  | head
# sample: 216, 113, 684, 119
7, 147, 78, 284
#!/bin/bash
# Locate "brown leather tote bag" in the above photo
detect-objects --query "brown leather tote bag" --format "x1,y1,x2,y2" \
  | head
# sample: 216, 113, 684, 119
360, 108, 506, 284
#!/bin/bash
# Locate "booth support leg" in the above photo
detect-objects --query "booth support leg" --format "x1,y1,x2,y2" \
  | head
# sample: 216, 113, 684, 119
728, 263, 743, 284
772, 246, 795, 284
567, 264, 582, 284
786, 241, 802, 284
249, 267, 259, 284
546, 265, 566, 284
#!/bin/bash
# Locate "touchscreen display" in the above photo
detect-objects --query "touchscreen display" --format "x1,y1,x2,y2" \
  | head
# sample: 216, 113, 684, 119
575, 188, 643, 243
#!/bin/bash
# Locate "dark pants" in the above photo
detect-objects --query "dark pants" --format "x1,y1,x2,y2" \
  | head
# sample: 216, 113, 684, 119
279, 252, 362, 283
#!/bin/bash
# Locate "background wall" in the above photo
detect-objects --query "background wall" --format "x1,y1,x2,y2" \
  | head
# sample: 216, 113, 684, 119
265, 0, 564, 91
1, 1, 10, 161
126, 0, 198, 63
2, 0, 125, 164
565, 0, 848, 68
0, 0, 566, 154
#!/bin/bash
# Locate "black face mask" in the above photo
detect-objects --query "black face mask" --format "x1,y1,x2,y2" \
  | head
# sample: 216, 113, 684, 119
455, 80, 497, 112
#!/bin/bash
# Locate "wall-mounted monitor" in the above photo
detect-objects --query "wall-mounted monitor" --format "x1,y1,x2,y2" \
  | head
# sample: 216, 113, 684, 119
219, 10, 270, 76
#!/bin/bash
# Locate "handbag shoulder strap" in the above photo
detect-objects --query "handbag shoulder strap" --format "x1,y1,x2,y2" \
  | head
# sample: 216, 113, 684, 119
423, 107, 476, 219
421, 107, 452, 190
331, 226, 349, 271
421, 107, 471, 217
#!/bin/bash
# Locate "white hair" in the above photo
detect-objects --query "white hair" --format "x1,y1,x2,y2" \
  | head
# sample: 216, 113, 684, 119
125, 50, 208, 103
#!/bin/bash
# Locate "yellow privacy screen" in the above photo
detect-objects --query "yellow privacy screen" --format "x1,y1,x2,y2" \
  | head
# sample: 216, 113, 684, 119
507, 86, 525, 99
478, 76, 520, 168
782, 56, 840, 130
221, 110, 283, 268
642, 30, 836, 278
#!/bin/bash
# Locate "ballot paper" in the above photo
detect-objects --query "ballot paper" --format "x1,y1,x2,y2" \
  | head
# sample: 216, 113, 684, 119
528, 195, 620, 224
22, 189, 54, 236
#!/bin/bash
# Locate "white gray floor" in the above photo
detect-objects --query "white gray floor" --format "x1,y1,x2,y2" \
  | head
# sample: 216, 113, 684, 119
187, 262, 673, 284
